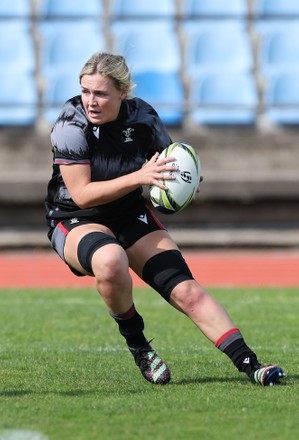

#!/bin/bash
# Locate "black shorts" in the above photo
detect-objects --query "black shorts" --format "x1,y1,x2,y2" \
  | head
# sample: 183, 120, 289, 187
48, 205, 166, 275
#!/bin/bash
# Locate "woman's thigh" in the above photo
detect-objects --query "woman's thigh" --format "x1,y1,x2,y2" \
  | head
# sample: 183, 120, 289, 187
126, 229, 179, 278
64, 223, 117, 275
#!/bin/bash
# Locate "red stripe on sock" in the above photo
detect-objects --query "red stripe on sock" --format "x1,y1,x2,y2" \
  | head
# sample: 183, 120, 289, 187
215, 328, 240, 347
118, 305, 136, 320
122, 307, 136, 319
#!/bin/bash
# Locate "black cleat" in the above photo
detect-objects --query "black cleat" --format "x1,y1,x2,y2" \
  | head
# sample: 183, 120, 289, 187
129, 341, 171, 384
252, 365, 286, 386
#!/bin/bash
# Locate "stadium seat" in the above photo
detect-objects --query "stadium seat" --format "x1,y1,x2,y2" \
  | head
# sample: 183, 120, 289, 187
0, 74, 38, 126
183, 0, 248, 17
184, 24, 253, 75
264, 73, 299, 124
111, 0, 176, 18
43, 72, 81, 124
258, 25, 299, 75
189, 72, 258, 125
112, 21, 180, 73
0, 21, 35, 72
0, 0, 31, 17
39, 0, 104, 17
256, 0, 299, 17
133, 71, 184, 126
40, 21, 106, 76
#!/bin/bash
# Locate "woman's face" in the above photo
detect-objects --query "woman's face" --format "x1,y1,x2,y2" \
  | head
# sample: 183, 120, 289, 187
81, 73, 127, 125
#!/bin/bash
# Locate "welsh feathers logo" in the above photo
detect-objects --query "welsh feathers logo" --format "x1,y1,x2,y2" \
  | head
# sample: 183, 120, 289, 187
123, 128, 134, 142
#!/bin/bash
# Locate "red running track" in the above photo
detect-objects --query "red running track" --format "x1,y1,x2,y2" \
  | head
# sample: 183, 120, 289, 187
0, 249, 299, 288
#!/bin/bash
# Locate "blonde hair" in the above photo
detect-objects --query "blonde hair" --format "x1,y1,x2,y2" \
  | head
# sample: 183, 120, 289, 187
79, 52, 136, 97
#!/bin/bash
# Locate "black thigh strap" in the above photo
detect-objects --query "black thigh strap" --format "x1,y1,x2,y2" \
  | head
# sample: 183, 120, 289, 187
77, 232, 118, 275
142, 250, 194, 302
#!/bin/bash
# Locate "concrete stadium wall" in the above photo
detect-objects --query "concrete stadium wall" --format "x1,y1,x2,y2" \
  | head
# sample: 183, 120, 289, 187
1, 124, 299, 229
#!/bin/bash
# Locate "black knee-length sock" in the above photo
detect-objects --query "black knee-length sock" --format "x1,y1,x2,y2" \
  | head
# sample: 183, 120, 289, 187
215, 328, 261, 379
110, 304, 147, 349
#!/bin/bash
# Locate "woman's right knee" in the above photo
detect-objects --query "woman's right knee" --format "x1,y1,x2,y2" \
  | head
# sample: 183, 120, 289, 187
92, 243, 130, 284
93, 245, 133, 312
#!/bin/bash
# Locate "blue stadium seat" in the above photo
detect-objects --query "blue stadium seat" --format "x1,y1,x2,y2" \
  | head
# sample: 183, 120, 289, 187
0, 74, 38, 126
133, 71, 184, 126
111, 0, 176, 18
264, 73, 299, 124
43, 72, 81, 124
112, 21, 180, 73
184, 0, 248, 17
184, 24, 253, 75
0, 0, 31, 17
256, 0, 299, 17
0, 21, 35, 72
39, 0, 104, 17
40, 21, 106, 76
189, 72, 258, 125
258, 24, 299, 75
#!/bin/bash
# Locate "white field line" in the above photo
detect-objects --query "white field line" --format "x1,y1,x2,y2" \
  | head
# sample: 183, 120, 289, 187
0, 431, 48, 440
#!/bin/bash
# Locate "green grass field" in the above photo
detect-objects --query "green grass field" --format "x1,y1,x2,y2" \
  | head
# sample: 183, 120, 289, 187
0, 287, 298, 440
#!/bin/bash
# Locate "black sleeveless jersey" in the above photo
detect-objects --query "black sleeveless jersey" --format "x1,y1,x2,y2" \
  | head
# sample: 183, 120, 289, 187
45, 95, 172, 228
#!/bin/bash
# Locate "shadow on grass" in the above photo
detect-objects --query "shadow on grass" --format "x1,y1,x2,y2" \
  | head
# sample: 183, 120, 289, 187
172, 376, 242, 386
171, 373, 295, 386
1, 374, 295, 397
0, 390, 33, 397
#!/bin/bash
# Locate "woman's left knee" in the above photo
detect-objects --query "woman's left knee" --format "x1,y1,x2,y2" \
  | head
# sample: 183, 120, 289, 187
170, 281, 206, 311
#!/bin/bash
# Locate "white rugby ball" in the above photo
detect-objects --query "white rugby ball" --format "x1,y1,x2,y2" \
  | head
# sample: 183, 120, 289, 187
149, 142, 201, 214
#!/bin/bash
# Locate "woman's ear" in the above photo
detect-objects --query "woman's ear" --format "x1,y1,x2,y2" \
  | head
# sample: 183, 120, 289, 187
120, 88, 128, 100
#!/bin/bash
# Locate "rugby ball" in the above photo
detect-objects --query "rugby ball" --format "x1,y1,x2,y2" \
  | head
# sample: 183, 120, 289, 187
150, 142, 201, 214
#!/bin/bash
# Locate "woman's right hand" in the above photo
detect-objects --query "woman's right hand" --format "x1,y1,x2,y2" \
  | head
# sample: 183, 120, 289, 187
135, 152, 178, 190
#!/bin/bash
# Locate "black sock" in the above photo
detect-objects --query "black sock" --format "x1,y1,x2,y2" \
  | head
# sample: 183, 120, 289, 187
110, 304, 147, 349
215, 328, 261, 379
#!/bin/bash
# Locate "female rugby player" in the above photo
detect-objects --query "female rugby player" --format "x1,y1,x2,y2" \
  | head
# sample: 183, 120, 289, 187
45, 53, 284, 386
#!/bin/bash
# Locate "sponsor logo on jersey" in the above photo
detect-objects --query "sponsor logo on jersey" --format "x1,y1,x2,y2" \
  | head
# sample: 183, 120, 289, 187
137, 213, 148, 224
123, 127, 134, 143
70, 218, 80, 224
93, 127, 100, 139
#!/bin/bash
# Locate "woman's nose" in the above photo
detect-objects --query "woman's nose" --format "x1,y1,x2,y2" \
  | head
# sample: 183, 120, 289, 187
89, 94, 96, 105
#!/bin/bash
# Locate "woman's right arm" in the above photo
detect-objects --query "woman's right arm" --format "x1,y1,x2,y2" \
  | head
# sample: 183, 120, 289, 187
60, 153, 177, 209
